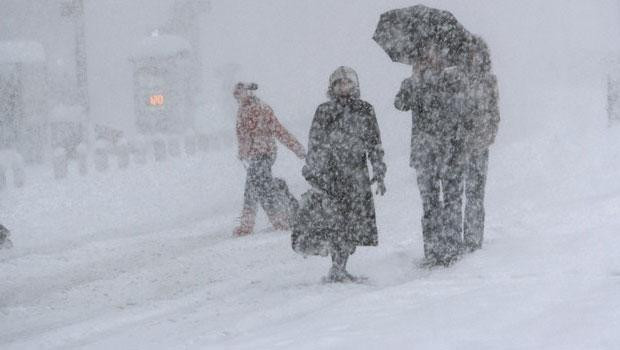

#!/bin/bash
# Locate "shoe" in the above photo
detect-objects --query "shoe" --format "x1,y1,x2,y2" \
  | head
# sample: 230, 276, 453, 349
421, 249, 460, 268
462, 241, 482, 253
436, 253, 459, 267
233, 209, 255, 237
324, 266, 357, 283
233, 226, 252, 237
420, 256, 439, 268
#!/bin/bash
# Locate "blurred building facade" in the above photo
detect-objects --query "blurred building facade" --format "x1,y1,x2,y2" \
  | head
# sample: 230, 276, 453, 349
0, 0, 209, 162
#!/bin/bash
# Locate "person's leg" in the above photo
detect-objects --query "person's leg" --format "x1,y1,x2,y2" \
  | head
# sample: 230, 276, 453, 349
233, 159, 260, 236
331, 243, 349, 271
254, 155, 288, 230
441, 168, 464, 262
416, 157, 442, 261
464, 149, 489, 251
438, 142, 466, 264
327, 238, 356, 282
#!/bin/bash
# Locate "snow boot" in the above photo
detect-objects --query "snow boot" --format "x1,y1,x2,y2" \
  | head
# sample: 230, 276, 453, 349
233, 209, 256, 237
324, 266, 357, 283
462, 241, 482, 254
422, 243, 461, 268
323, 246, 361, 283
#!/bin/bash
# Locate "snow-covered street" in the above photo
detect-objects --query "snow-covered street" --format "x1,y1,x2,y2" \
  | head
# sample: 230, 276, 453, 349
2, 0, 620, 349
2, 121, 620, 349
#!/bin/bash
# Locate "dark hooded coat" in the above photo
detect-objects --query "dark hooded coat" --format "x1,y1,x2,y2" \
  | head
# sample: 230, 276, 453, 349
395, 66, 469, 169
464, 73, 500, 153
299, 67, 386, 247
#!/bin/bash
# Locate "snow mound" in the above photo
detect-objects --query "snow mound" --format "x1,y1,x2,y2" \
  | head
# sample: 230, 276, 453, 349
0, 41, 46, 64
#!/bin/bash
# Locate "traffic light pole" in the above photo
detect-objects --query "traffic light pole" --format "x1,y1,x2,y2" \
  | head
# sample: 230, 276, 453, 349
74, 0, 89, 115
62, 0, 89, 115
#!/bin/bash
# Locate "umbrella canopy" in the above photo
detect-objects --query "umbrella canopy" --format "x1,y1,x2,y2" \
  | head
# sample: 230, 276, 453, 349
373, 4, 472, 66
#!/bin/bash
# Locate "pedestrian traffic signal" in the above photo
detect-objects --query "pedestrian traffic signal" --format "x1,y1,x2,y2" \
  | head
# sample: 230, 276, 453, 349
149, 94, 165, 107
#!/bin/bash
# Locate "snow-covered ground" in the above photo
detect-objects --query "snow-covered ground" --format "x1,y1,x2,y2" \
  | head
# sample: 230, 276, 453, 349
2, 89, 620, 349
2, 1, 620, 348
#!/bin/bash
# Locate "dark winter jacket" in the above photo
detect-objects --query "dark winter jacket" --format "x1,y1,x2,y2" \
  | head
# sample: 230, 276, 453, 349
464, 72, 500, 153
302, 90, 386, 246
395, 66, 468, 169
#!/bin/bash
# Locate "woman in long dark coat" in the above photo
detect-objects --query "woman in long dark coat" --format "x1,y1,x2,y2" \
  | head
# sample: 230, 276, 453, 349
302, 66, 387, 282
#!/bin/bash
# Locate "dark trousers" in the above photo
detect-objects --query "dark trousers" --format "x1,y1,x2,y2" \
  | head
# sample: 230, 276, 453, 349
243, 155, 277, 217
415, 146, 464, 260
463, 150, 489, 249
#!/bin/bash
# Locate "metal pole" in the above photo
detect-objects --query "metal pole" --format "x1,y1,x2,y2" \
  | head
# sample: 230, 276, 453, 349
74, 0, 89, 115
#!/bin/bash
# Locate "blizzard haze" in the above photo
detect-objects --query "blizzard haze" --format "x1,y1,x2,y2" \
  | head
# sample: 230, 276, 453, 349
1, 1, 620, 349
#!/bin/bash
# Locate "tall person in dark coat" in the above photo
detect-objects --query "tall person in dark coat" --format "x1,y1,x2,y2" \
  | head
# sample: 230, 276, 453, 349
303, 66, 387, 282
462, 37, 500, 252
395, 45, 468, 266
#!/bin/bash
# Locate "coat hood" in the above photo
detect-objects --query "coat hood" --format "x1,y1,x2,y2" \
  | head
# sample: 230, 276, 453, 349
327, 66, 361, 99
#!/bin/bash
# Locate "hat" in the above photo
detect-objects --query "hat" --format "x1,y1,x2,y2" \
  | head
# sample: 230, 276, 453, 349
329, 66, 359, 87
233, 82, 258, 96
327, 66, 360, 99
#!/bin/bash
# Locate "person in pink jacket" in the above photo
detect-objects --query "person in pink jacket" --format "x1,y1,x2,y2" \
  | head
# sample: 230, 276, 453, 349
233, 82, 306, 236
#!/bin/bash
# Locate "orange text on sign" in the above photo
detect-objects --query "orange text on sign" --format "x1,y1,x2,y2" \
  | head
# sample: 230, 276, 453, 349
149, 95, 165, 106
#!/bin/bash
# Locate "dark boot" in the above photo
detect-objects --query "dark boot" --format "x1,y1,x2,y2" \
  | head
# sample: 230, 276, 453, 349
422, 235, 460, 267
325, 244, 356, 283
435, 240, 461, 266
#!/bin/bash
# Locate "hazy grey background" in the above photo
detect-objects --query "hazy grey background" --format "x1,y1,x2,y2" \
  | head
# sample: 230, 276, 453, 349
3, 0, 618, 144
198, 0, 620, 146
2, 3, 620, 348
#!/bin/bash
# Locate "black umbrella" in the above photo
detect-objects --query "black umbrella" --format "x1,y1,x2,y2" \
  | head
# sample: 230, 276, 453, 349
373, 4, 472, 66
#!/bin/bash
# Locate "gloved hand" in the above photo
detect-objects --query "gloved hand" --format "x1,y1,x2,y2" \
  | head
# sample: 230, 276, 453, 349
376, 179, 386, 196
394, 77, 414, 112
372, 176, 386, 196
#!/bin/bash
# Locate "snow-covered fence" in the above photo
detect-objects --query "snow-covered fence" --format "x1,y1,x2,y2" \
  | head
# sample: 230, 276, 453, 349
34, 130, 234, 184
0, 150, 26, 190
152, 138, 167, 162
184, 133, 197, 156
168, 137, 182, 158
113, 141, 131, 170
52, 143, 89, 180
76, 143, 89, 176
52, 148, 69, 179
93, 140, 110, 173
129, 138, 149, 165
195, 132, 232, 153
